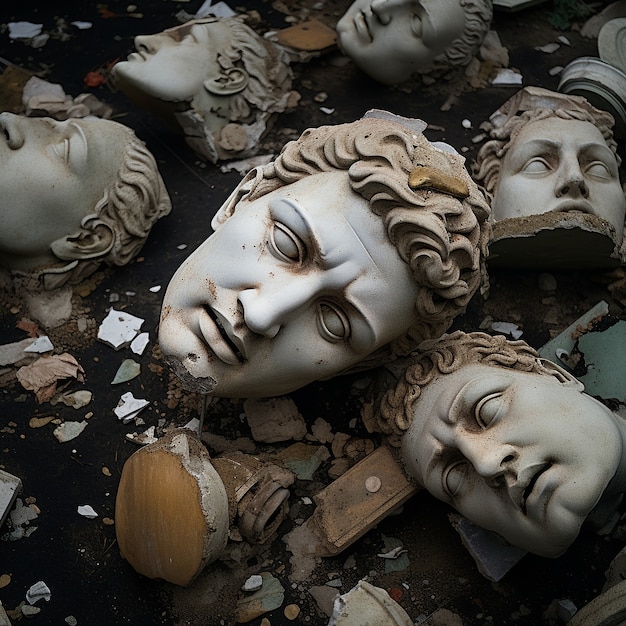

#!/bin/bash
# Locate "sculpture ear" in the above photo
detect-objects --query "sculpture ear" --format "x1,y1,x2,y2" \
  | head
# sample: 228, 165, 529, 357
203, 68, 249, 96
538, 358, 585, 391
50, 218, 115, 261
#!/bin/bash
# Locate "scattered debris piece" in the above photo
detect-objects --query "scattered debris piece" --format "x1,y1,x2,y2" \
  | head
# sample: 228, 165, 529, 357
449, 514, 527, 582
0, 338, 38, 367
77, 505, 98, 519
235, 572, 285, 623
8, 22, 43, 40
149, 285, 161, 293
244, 397, 307, 443
50, 389, 92, 409
491, 321, 523, 339
242, 574, 263, 592
284, 604, 300, 620
219, 154, 274, 175
130, 332, 150, 355
26, 581, 51, 605
16, 353, 85, 403
539, 301, 609, 362
491, 68, 523, 85
379, 535, 410, 573
578, 320, 626, 402
328, 579, 413, 626
125, 425, 158, 446
277, 443, 330, 480
22, 336, 53, 354
114, 392, 149, 423
111, 359, 141, 384
320, 107, 335, 115
97, 309, 144, 350
53, 421, 88, 443
535, 42, 560, 53
0, 470, 22, 529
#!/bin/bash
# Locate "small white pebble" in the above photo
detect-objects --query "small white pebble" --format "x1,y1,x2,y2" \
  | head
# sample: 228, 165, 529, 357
462, 118, 472, 129
242, 574, 263, 592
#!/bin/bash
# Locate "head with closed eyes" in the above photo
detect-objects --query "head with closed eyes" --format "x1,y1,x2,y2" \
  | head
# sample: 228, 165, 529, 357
112, 16, 293, 161
158, 114, 490, 398
0, 112, 171, 282
376, 330, 626, 557
336, 0, 493, 85
474, 87, 625, 239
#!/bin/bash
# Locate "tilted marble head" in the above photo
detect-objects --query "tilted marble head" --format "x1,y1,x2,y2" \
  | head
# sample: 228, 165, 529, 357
336, 0, 493, 85
474, 87, 626, 242
0, 113, 171, 289
112, 16, 293, 162
376, 330, 626, 557
158, 111, 491, 398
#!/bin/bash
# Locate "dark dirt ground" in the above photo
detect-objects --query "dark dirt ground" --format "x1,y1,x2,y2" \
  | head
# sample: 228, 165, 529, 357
1, 0, 626, 624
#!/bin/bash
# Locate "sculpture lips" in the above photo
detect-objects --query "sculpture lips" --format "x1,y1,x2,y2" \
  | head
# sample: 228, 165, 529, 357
520, 463, 551, 516
198, 306, 244, 365
552, 200, 594, 216
354, 11, 373, 41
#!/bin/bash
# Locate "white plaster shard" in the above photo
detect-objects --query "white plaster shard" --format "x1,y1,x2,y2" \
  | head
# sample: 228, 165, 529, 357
77, 504, 98, 519
97, 308, 144, 350
114, 392, 149, 423
26, 580, 51, 604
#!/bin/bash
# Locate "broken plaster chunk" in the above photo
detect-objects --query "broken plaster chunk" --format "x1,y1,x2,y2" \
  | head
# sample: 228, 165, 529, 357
0, 469, 22, 529
491, 321, 523, 339
243, 397, 307, 443
23, 336, 54, 354
26, 580, 51, 605
130, 332, 150, 355
97, 308, 144, 350
114, 392, 149, 423
0, 337, 37, 366
77, 505, 98, 519
125, 425, 158, 446
328, 580, 413, 626
50, 389, 92, 409
491, 68, 523, 86
53, 421, 88, 443
535, 42, 560, 53
242, 574, 263, 592
8, 21, 43, 39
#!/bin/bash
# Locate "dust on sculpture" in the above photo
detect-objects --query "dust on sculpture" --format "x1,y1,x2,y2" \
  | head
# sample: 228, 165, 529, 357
112, 16, 295, 163
0, 112, 171, 294
335, 0, 493, 85
374, 330, 626, 558
158, 111, 491, 399
474, 86, 626, 268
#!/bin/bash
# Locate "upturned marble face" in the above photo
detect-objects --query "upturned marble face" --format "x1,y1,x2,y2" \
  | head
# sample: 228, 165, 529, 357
0, 112, 132, 272
492, 118, 626, 237
112, 19, 234, 104
336, 0, 465, 84
158, 171, 421, 398
401, 363, 624, 557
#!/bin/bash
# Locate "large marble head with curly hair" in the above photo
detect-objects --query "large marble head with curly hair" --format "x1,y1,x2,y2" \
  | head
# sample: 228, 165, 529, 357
375, 330, 626, 558
158, 112, 490, 398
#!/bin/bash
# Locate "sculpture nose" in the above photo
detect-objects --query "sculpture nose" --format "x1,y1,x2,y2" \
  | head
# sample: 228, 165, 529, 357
459, 437, 518, 488
0, 112, 24, 149
134, 34, 161, 55
556, 160, 590, 199
238, 278, 319, 339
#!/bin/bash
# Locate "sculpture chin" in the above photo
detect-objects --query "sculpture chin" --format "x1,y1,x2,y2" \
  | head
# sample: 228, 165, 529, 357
163, 355, 217, 394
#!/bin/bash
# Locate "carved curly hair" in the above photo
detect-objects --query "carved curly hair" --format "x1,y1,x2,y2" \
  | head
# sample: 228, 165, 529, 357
376, 330, 567, 447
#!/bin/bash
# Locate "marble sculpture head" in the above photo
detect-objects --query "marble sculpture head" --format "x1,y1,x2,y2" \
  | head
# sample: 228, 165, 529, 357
158, 112, 491, 398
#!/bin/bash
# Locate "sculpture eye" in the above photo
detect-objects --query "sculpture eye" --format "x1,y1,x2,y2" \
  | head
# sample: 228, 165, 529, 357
443, 461, 468, 497
410, 14, 423, 37
474, 392, 504, 428
269, 222, 305, 262
52, 138, 70, 163
586, 161, 613, 179
317, 302, 350, 342
521, 158, 551, 174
